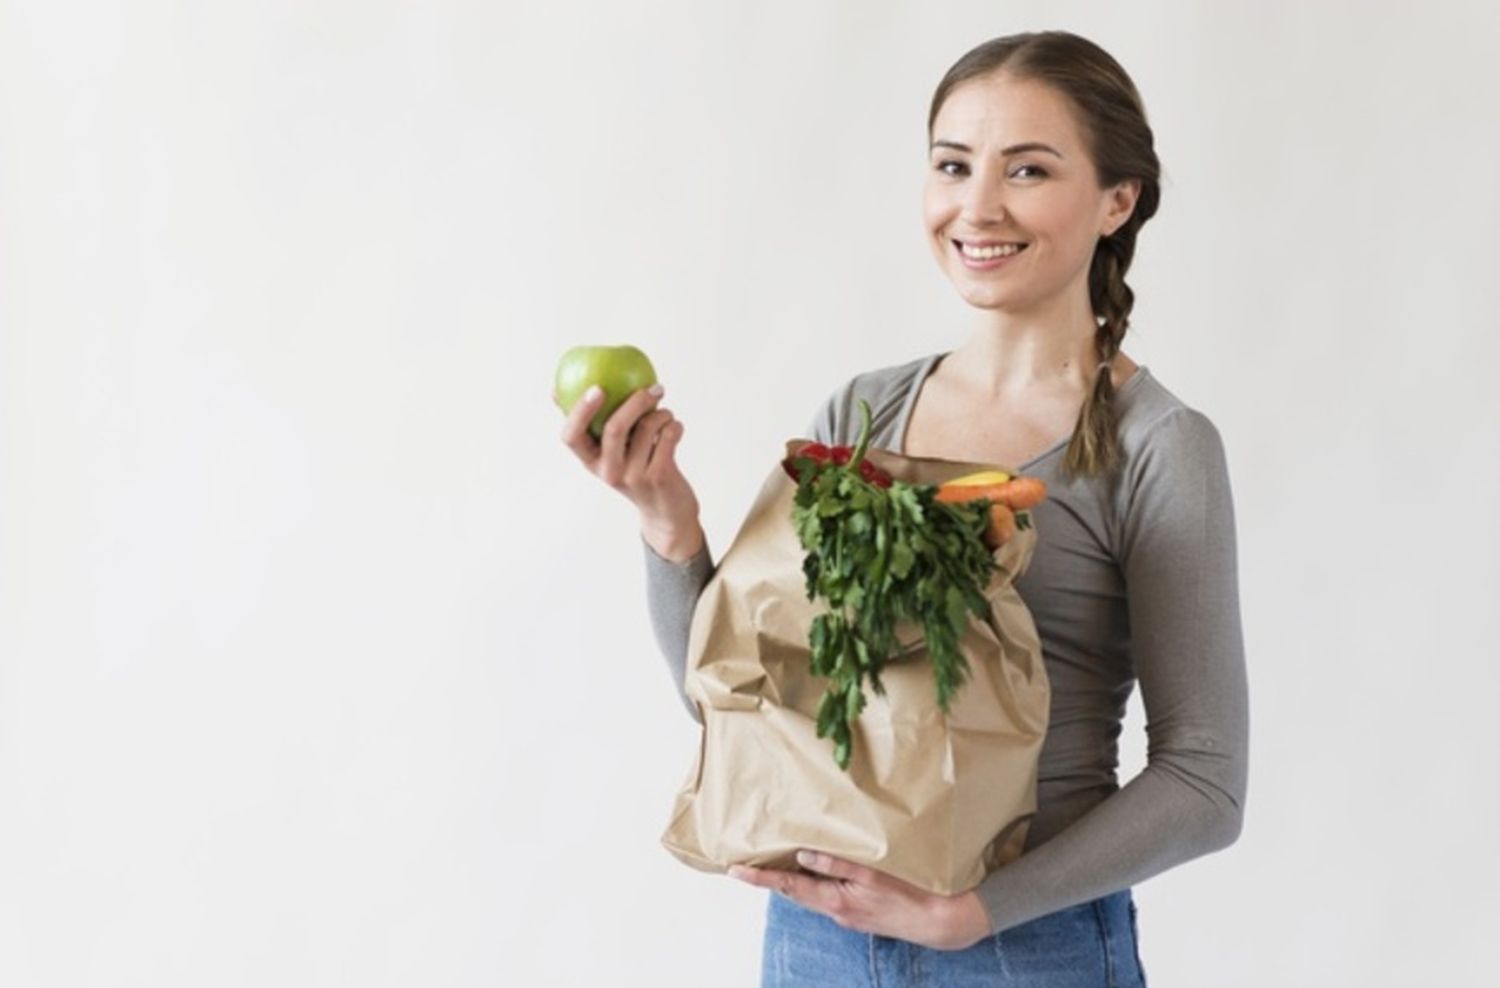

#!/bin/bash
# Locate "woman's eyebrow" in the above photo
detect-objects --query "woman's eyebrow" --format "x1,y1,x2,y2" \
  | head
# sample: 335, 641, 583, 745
929, 139, 1064, 159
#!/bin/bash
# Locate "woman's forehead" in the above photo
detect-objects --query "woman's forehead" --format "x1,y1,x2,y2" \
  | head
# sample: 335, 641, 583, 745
932, 75, 1084, 153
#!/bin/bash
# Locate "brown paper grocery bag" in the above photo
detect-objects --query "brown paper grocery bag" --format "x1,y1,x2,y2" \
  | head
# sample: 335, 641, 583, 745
660, 439, 1050, 896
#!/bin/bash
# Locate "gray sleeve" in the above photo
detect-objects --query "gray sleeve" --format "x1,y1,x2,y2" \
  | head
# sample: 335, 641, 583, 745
643, 532, 715, 724
803, 385, 840, 445
972, 408, 1250, 934
642, 388, 843, 724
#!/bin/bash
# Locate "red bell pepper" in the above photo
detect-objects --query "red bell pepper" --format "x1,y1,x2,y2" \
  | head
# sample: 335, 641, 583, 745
782, 441, 892, 487
781, 399, 893, 487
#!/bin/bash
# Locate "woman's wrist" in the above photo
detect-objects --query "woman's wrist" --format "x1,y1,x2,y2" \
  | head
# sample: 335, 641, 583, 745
641, 517, 705, 563
937, 890, 994, 950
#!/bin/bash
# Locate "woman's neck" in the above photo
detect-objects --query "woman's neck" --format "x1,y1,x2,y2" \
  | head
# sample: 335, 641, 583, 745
950, 288, 1105, 399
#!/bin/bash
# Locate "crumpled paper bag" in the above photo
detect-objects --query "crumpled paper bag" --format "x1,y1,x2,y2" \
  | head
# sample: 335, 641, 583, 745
660, 439, 1050, 895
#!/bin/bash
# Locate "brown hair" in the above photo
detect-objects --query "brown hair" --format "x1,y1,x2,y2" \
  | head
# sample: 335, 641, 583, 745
927, 31, 1162, 480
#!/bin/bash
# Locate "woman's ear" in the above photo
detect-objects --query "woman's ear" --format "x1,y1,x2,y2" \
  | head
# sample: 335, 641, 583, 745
1102, 178, 1142, 236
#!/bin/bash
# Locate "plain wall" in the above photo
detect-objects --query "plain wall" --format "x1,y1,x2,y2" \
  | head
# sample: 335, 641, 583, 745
3, 1, 1497, 985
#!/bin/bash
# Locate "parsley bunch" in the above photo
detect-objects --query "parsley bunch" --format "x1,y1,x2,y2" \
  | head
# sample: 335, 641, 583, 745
787, 399, 1000, 771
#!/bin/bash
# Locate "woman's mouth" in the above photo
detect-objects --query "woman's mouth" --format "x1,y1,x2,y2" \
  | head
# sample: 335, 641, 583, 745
953, 240, 1028, 270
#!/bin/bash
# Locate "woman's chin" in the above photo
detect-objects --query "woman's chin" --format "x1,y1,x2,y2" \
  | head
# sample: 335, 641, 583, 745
954, 284, 1026, 311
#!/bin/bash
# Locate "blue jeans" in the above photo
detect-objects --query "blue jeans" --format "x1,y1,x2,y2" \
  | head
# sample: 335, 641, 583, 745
760, 887, 1147, 987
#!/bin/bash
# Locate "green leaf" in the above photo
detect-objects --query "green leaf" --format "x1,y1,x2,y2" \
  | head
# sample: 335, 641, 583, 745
815, 690, 838, 738
853, 635, 870, 672
845, 686, 865, 722
890, 540, 915, 580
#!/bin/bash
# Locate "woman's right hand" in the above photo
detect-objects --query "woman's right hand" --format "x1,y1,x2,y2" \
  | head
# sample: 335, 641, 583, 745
556, 382, 704, 559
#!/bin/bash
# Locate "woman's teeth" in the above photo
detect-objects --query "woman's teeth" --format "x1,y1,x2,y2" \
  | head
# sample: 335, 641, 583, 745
958, 242, 1027, 259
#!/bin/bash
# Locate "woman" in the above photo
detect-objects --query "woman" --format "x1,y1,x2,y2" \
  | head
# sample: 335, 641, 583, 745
559, 30, 1247, 987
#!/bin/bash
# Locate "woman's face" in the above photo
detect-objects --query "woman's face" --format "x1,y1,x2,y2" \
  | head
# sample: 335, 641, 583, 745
922, 71, 1136, 315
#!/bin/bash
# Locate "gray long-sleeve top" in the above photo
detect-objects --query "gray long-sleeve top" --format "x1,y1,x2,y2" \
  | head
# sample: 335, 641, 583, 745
643, 350, 1249, 936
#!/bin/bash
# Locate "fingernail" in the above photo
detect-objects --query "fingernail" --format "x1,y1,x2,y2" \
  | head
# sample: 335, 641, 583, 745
796, 850, 813, 866
583, 385, 602, 402
647, 383, 664, 397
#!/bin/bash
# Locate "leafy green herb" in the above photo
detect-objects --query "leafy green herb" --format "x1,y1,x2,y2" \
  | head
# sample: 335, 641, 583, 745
789, 398, 999, 771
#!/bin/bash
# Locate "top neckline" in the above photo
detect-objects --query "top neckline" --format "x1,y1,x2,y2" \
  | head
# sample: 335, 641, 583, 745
894, 350, 1153, 470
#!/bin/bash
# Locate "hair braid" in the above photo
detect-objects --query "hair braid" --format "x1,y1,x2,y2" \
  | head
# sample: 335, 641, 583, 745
1064, 229, 1137, 479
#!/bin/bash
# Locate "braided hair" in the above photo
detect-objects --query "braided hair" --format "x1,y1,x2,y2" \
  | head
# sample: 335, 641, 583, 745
927, 31, 1163, 480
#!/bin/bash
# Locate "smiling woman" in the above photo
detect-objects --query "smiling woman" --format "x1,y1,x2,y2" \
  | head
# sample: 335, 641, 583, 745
636, 27, 1247, 988
919, 45, 1161, 480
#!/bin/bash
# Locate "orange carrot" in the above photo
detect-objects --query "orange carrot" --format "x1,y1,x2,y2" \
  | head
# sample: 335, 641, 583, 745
934, 476, 1048, 510
934, 484, 993, 505
985, 503, 1017, 549
995, 476, 1047, 510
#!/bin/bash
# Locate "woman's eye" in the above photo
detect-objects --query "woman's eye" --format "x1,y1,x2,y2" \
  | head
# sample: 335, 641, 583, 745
933, 160, 1046, 179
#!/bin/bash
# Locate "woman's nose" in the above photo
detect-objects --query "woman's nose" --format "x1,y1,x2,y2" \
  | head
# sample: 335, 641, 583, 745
959, 166, 1009, 224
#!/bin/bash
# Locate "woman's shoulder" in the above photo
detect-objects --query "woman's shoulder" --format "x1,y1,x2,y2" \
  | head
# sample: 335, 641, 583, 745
803, 353, 935, 446
824, 353, 932, 405
1113, 367, 1232, 492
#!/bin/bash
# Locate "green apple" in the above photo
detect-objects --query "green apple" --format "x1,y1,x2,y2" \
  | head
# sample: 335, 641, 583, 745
553, 344, 659, 441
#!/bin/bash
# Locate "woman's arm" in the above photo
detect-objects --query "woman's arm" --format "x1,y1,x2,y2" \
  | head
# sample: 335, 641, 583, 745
642, 532, 716, 724
643, 393, 841, 723
971, 407, 1250, 933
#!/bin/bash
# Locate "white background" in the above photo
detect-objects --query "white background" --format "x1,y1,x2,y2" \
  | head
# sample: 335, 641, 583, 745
3, 2, 1498, 985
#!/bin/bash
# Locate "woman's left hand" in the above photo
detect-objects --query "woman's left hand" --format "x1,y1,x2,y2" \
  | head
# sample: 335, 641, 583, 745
728, 850, 993, 952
